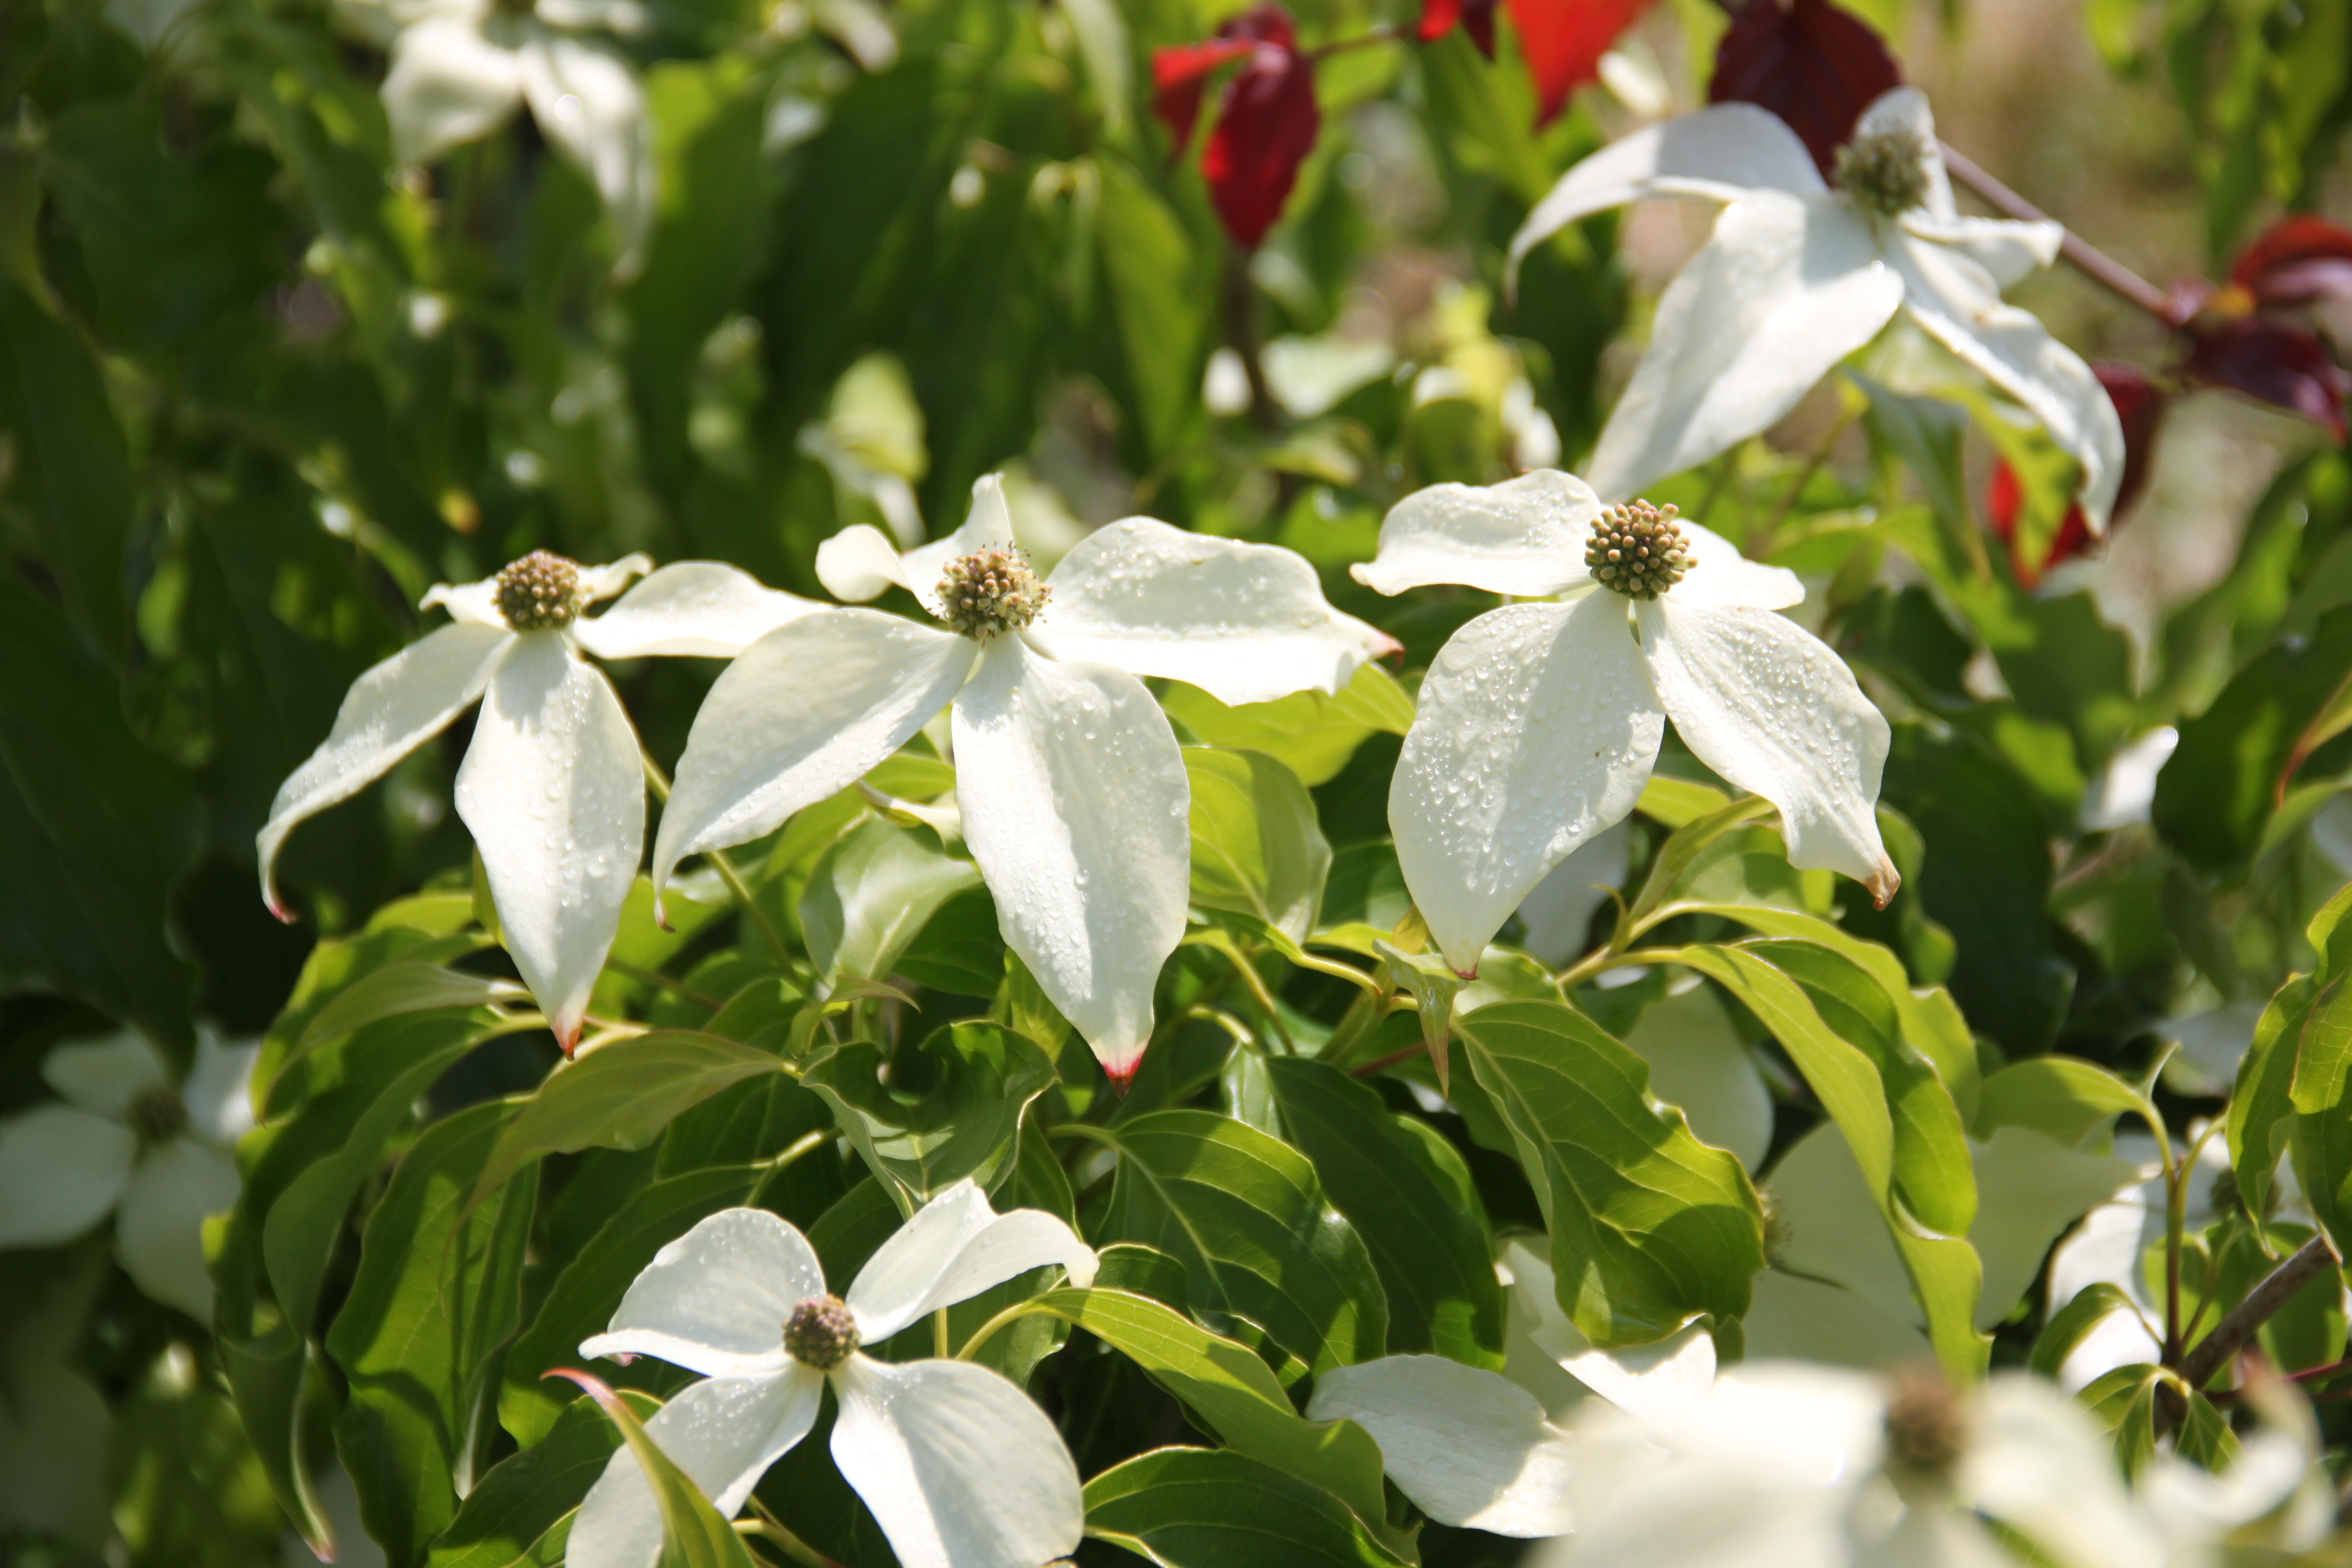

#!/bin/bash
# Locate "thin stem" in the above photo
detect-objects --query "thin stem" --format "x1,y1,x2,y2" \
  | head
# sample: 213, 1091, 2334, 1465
744, 1128, 833, 1207
1558, 944, 1686, 991
934, 1307, 951, 1359
737, 1509, 838, 1568
1183, 1005, 1256, 1051
1290, 947, 1386, 1000
1350, 1038, 1426, 1078
957, 1299, 1058, 1361
1693, 448, 1740, 523
1223, 249, 1278, 431
1304, 20, 1403, 60
1935, 141, 2184, 326
2180, 1235, 2344, 1389
1219, 944, 1298, 1053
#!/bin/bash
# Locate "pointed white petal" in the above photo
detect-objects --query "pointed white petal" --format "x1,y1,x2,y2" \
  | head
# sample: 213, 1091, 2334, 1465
650, 611, 976, 893
181, 1031, 261, 1148
1587, 193, 1903, 505
1352, 470, 1601, 598
951, 638, 1188, 1080
569, 563, 820, 661
568, 1368, 825, 1568
454, 636, 646, 1051
1886, 231, 2127, 533
1642, 600, 1897, 904
115, 1139, 240, 1318
1029, 520, 1392, 705
1508, 102, 1825, 281
1622, 985, 1773, 1172
828, 1355, 1083, 1568
1968, 1128, 2139, 1331
578, 554, 656, 604
815, 523, 915, 603
844, 1179, 1097, 1345
41, 1033, 170, 1121
1853, 87, 1958, 218
381, 16, 524, 167
1306, 1355, 1578, 1537
1965, 1373, 2170, 1568
1662, 519, 1805, 612
420, 576, 505, 627
517, 33, 656, 277
1498, 1241, 1720, 1422
898, 475, 1019, 619
534, 0, 649, 31
1902, 213, 2063, 290
0, 1107, 135, 1248
257, 622, 512, 918
1389, 597, 1663, 974
583, 1207, 823, 1377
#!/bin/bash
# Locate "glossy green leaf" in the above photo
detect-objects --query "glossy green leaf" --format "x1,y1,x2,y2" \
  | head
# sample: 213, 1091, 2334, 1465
1184, 746, 1332, 944
427, 1390, 657, 1568
1977, 1058, 2152, 1148
297, 962, 530, 1053
1083, 1447, 1411, 1568
800, 1020, 1054, 1207
1263, 1057, 1504, 1366
1450, 1000, 1763, 1348
798, 816, 981, 986
1164, 666, 1416, 789
1099, 1109, 1389, 1373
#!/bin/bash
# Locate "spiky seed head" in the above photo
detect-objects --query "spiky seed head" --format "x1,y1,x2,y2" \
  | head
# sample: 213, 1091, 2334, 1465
128, 1086, 189, 1148
937, 547, 1050, 638
1882, 1364, 1969, 1485
1585, 500, 1692, 601
494, 550, 586, 632
1835, 128, 1933, 220
783, 1295, 860, 1370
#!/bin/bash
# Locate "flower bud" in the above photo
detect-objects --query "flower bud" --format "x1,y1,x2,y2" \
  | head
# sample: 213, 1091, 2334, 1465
495, 550, 587, 632
937, 546, 1051, 638
784, 1294, 861, 1370
1585, 500, 1692, 601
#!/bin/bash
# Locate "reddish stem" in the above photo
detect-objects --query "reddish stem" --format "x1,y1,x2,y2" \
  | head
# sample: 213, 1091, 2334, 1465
1937, 142, 2188, 327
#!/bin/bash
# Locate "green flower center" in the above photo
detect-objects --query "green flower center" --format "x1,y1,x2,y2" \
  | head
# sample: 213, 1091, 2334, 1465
1835, 128, 1933, 220
1585, 501, 1692, 601
783, 1295, 860, 1370
937, 547, 1050, 639
128, 1086, 189, 1148
494, 550, 586, 632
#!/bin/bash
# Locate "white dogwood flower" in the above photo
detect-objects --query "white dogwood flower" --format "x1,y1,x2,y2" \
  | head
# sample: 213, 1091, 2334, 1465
1535, 1363, 2169, 1568
259, 553, 815, 1051
342, 0, 657, 276
0, 1029, 257, 1318
570, 1180, 1097, 1568
652, 475, 1395, 1081
1359, 470, 1895, 975
1510, 88, 2127, 533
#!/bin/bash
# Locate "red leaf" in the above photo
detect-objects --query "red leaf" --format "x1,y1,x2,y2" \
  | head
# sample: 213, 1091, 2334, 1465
2184, 317, 2350, 441
1509, 0, 1653, 126
1708, 0, 1901, 177
1151, 5, 1297, 153
1202, 38, 1321, 249
2230, 214, 2352, 309
1987, 362, 2168, 586
1420, 0, 1499, 55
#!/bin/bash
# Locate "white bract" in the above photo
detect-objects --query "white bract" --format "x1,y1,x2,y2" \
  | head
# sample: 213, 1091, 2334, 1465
341, 0, 657, 277
570, 1180, 1097, 1568
652, 474, 1394, 1080
1509, 88, 2127, 532
1358, 469, 1896, 974
258, 553, 815, 1050
0, 1029, 257, 1318
1533, 1363, 2170, 1568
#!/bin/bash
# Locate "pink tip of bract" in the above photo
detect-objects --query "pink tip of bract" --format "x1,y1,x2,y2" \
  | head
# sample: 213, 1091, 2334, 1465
1867, 859, 1902, 911
265, 894, 298, 926
1105, 1062, 1140, 1097
1369, 630, 1405, 661
1453, 965, 1478, 981
554, 1019, 583, 1058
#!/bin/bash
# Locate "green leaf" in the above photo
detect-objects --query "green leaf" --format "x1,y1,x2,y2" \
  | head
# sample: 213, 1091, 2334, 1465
1632, 774, 1733, 829
798, 816, 981, 987
428, 1390, 658, 1568
800, 1020, 1055, 1207
1450, 1000, 1763, 1348
2029, 1282, 2146, 1379
328, 1101, 540, 1566
499, 1164, 759, 1449
1621, 794, 1777, 933
1094, 155, 1207, 461
1021, 1288, 1398, 1553
1977, 1059, 2152, 1148
1263, 1057, 1504, 1366
1082, 1446, 1411, 1568
1668, 945, 1988, 1378
298, 962, 529, 1053
0, 282, 131, 653
2155, 603, 2352, 872
547, 1372, 758, 1568
471, 1031, 786, 1209
1099, 1110, 1389, 1373
1184, 746, 1333, 943
1164, 666, 1416, 789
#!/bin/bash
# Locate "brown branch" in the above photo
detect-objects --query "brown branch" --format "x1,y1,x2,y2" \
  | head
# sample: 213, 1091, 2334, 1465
2181, 1235, 2344, 1389
1936, 142, 2186, 327
1222, 249, 1279, 432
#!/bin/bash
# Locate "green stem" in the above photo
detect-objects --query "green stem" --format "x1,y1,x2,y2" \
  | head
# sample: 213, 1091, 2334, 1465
738, 1509, 837, 1568
956, 1299, 1059, 1361
744, 1128, 833, 1208
1220, 943, 1298, 1053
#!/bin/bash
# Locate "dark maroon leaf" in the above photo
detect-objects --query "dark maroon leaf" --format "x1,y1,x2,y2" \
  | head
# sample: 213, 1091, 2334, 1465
1151, 4, 1296, 153
2230, 215, 2352, 309
1419, 0, 1499, 56
2184, 317, 2350, 442
1510, 0, 1653, 126
1201, 37, 1321, 249
1709, 0, 1901, 177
